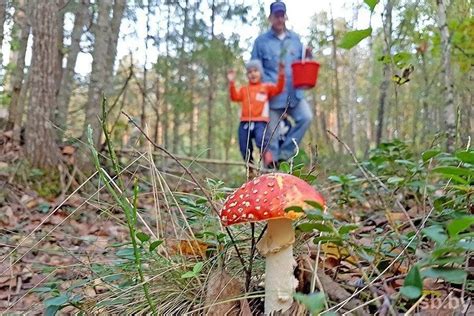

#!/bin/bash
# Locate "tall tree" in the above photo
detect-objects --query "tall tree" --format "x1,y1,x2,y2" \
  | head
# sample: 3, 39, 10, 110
6, 0, 30, 140
206, 0, 216, 158
25, 0, 59, 168
56, 0, 90, 139
105, 0, 126, 93
82, 0, 112, 149
0, 0, 7, 68
330, 10, 342, 152
376, 0, 393, 146
436, 0, 456, 151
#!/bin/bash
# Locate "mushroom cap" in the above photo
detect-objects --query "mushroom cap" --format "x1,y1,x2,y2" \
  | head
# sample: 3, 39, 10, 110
220, 173, 325, 226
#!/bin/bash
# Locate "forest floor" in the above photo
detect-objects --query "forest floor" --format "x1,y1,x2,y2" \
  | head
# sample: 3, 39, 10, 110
0, 130, 472, 315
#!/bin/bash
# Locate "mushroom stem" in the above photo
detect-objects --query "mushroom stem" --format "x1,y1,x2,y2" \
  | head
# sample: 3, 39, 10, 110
256, 218, 297, 315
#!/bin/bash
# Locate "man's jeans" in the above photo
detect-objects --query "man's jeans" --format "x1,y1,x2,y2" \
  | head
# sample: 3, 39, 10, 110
267, 99, 313, 161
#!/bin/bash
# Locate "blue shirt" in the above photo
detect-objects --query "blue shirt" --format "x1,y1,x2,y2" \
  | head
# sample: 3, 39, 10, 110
251, 29, 305, 109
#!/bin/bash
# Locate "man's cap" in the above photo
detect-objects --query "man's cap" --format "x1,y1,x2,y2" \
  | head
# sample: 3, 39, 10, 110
270, 1, 286, 15
245, 60, 263, 74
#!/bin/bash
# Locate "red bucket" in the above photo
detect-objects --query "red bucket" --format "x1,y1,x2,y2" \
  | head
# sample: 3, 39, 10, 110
291, 60, 320, 89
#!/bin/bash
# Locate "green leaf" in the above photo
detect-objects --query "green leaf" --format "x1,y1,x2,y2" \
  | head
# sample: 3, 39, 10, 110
422, 225, 447, 245
328, 175, 342, 183
364, 0, 379, 11
313, 235, 343, 246
400, 265, 423, 299
338, 224, 359, 235
447, 216, 474, 237
279, 161, 290, 173
387, 176, 404, 184
339, 28, 372, 49
193, 262, 204, 274
432, 166, 474, 177
294, 292, 326, 315
149, 240, 163, 252
421, 267, 467, 284
44, 294, 69, 307
455, 151, 474, 164
181, 262, 204, 279
298, 223, 332, 232
136, 232, 150, 243
305, 200, 324, 210
45, 305, 61, 316
422, 149, 441, 162
32, 287, 55, 293
285, 205, 304, 213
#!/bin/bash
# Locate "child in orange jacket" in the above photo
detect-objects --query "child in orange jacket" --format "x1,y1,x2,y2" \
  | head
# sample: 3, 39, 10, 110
227, 60, 285, 168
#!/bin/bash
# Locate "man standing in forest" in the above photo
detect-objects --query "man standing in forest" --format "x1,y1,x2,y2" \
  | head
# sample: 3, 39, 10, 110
251, 0, 313, 169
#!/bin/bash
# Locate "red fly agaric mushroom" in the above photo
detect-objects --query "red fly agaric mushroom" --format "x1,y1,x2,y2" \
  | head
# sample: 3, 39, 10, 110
220, 173, 325, 315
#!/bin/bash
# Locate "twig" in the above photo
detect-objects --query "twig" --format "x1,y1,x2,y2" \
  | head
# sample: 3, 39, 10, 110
405, 294, 427, 315
323, 204, 435, 314
122, 111, 248, 273
342, 295, 383, 315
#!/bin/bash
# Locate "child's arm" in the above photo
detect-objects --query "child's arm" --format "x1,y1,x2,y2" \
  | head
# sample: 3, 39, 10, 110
227, 69, 243, 101
266, 63, 285, 97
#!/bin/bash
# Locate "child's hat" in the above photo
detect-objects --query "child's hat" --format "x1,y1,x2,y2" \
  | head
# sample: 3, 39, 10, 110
246, 60, 263, 74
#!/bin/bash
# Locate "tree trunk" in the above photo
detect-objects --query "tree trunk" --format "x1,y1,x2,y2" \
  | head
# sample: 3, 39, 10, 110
82, 0, 112, 149
376, 0, 392, 146
0, 0, 7, 68
56, 0, 89, 139
330, 10, 342, 152
436, 0, 456, 152
162, 4, 171, 149
105, 0, 126, 94
6, 0, 30, 139
141, 0, 151, 132
25, 0, 59, 169
206, 0, 216, 158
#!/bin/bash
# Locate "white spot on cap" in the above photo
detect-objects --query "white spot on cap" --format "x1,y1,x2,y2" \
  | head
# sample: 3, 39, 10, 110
239, 194, 244, 199
263, 212, 268, 216
222, 216, 227, 221
252, 189, 258, 193
263, 191, 268, 195
243, 201, 250, 207
267, 182, 274, 187
248, 214, 254, 219
255, 206, 261, 210
242, 214, 247, 218
253, 179, 260, 184
256, 198, 260, 202
238, 208, 243, 213
232, 214, 237, 219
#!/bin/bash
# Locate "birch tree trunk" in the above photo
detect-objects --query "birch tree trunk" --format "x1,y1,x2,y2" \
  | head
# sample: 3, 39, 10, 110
376, 0, 392, 146
82, 0, 112, 149
436, 0, 456, 152
56, 0, 89, 139
6, 0, 30, 140
25, 0, 59, 169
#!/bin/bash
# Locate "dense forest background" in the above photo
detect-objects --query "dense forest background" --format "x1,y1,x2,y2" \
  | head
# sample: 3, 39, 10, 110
0, 0, 472, 314
0, 0, 471, 168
